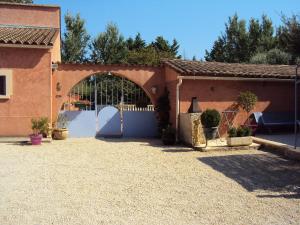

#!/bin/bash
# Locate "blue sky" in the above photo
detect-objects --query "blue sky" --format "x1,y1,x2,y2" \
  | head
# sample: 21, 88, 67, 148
36, 0, 299, 59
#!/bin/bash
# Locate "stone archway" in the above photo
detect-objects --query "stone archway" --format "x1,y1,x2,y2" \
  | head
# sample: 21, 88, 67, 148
52, 63, 165, 122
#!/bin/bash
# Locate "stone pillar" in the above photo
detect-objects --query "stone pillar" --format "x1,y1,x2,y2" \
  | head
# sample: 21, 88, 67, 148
179, 113, 205, 147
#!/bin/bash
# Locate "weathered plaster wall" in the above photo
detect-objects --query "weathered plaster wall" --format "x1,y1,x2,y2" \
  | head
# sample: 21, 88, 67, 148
0, 47, 52, 136
52, 64, 165, 121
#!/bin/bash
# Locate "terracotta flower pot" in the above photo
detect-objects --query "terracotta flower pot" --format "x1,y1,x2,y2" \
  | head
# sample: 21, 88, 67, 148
30, 134, 43, 145
52, 128, 68, 140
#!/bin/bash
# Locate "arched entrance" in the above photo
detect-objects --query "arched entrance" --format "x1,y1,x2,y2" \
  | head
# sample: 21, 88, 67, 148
58, 72, 158, 138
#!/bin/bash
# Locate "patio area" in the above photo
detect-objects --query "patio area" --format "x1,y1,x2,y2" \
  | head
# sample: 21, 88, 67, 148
257, 133, 300, 148
0, 138, 299, 225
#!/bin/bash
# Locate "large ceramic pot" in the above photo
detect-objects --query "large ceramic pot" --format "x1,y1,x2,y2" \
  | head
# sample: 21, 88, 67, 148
52, 128, 69, 140
203, 127, 218, 140
30, 134, 43, 145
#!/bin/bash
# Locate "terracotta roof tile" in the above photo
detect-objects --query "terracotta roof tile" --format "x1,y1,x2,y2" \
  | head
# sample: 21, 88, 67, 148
164, 59, 297, 80
0, 25, 59, 48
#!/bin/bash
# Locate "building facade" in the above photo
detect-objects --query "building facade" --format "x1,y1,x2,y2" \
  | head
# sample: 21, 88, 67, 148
0, 2, 296, 137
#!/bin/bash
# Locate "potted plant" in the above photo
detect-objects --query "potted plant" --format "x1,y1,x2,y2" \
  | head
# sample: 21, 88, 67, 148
200, 109, 221, 140
162, 125, 176, 145
227, 126, 253, 146
52, 114, 69, 140
30, 117, 49, 145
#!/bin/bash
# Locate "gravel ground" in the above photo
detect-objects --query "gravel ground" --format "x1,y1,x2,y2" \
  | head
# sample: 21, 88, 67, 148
0, 138, 300, 225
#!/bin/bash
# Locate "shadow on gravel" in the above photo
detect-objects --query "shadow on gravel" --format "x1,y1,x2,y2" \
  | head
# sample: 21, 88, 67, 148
198, 153, 300, 199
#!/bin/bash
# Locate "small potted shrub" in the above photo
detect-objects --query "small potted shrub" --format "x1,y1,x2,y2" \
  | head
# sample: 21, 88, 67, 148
52, 114, 69, 140
30, 117, 49, 145
162, 125, 176, 145
227, 126, 253, 146
200, 109, 221, 140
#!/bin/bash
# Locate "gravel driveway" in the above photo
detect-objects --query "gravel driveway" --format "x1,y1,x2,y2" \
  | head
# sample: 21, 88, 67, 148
0, 138, 299, 225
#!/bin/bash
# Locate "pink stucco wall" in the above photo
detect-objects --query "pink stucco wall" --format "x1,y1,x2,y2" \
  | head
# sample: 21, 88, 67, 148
0, 47, 52, 136
52, 64, 165, 121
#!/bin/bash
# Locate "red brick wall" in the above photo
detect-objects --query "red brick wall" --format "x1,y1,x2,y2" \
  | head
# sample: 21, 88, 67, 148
0, 47, 52, 136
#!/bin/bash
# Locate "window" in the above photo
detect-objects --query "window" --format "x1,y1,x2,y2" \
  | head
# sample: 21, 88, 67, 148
0, 70, 12, 99
0, 76, 6, 96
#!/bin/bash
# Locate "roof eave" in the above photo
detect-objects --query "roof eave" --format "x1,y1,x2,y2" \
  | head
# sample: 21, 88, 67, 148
0, 43, 52, 49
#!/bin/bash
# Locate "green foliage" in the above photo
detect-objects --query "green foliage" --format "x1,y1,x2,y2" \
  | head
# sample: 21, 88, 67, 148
205, 13, 300, 65
90, 23, 128, 64
250, 49, 291, 64
126, 33, 146, 51
228, 126, 251, 137
228, 127, 237, 138
126, 35, 180, 66
266, 48, 291, 64
0, 0, 33, 3
155, 88, 171, 136
200, 109, 221, 128
278, 15, 300, 63
237, 91, 258, 113
249, 52, 267, 64
62, 13, 90, 63
205, 14, 252, 63
31, 117, 49, 135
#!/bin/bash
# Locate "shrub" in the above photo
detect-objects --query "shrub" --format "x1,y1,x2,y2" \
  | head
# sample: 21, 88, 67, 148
266, 49, 291, 65
228, 127, 237, 137
31, 117, 49, 136
236, 127, 246, 137
243, 126, 252, 136
155, 88, 171, 137
201, 109, 221, 128
250, 49, 291, 65
249, 52, 267, 64
229, 126, 252, 137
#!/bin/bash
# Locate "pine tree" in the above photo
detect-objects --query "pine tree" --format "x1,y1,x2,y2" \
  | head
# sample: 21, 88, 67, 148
90, 23, 128, 64
62, 13, 90, 63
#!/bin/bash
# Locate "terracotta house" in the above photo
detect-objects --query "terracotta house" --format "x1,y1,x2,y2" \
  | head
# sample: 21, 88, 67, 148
0, 2, 297, 137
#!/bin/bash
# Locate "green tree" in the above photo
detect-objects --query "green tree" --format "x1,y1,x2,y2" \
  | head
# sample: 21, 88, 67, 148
248, 18, 261, 56
126, 33, 146, 51
249, 52, 267, 64
250, 48, 291, 65
90, 23, 128, 64
205, 14, 250, 62
257, 15, 276, 52
0, 0, 33, 3
205, 14, 277, 63
266, 48, 291, 65
278, 15, 300, 63
62, 13, 90, 63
